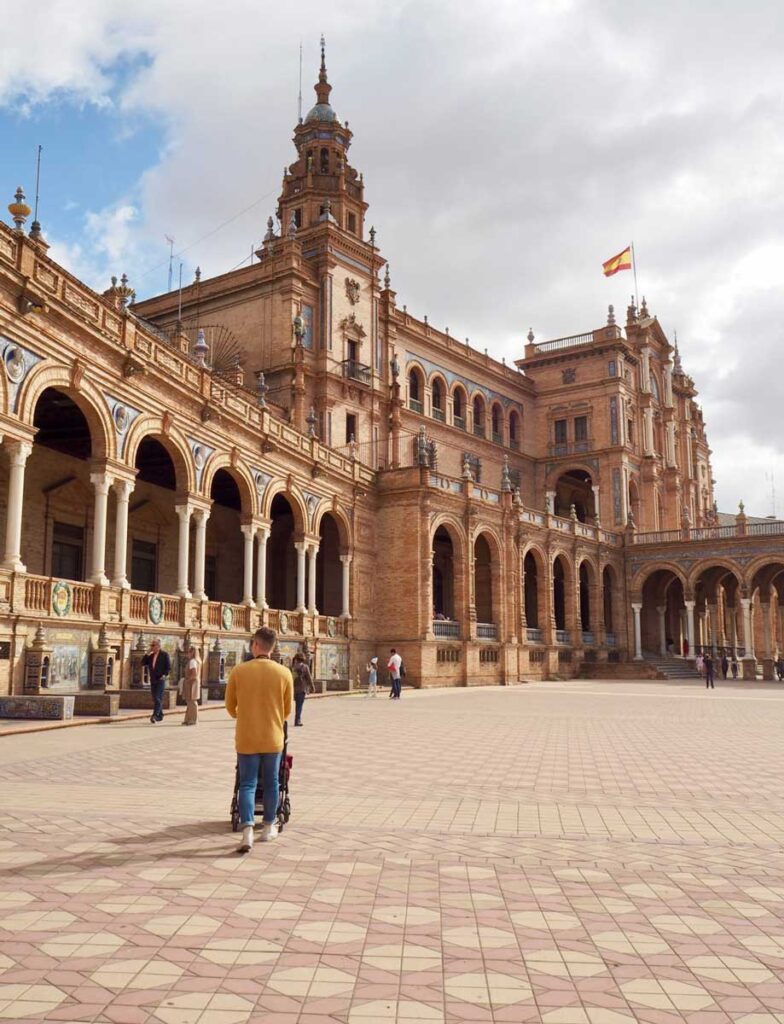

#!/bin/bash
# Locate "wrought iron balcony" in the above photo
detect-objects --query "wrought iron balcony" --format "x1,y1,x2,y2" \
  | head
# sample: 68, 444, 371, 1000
473, 423, 485, 438
454, 415, 466, 431
555, 629, 571, 645
433, 619, 460, 639
341, 359, 371, 385
491, 431, 503, 445
526, 627, 544, 643
432, 407, 445, 422
605, 631, 617, 647
477, 622, 497, 640
409, 398, 424, 414
581, 630, 596, 645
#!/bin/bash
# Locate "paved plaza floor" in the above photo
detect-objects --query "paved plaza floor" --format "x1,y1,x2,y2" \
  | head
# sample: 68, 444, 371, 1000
1, 679, 784, 1024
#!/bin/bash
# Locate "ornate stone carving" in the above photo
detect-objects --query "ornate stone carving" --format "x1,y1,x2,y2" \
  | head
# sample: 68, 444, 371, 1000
345, 277, 360, 305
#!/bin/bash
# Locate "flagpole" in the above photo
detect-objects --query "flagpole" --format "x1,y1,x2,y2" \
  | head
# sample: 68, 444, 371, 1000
631, 240, 639, 309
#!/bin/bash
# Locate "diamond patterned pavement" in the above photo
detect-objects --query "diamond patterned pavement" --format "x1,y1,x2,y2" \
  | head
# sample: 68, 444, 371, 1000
1, 678, 783, 1022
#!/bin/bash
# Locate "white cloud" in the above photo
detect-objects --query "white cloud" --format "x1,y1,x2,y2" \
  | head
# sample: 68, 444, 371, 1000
3, 0, 784, 514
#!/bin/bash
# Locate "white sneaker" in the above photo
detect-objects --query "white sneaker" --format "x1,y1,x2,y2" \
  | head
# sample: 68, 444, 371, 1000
260, 821, 278, 842
237, 825, 254, 854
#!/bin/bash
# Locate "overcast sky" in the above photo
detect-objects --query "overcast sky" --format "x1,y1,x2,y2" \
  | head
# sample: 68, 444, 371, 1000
1, 0, 782, 515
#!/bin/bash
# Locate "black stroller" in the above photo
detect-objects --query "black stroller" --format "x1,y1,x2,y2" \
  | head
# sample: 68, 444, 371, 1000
230, 722, 292, 833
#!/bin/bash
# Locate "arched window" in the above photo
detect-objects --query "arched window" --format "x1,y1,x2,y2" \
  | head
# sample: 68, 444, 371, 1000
650, 372, 660, 401
320, 148, 329, 174
491, 404, 502, 444
473, 396, 485, 438
453, 387, 466, 429
408, 368, 423, 412
509, 410, 520, 450
432, 379, 445, 421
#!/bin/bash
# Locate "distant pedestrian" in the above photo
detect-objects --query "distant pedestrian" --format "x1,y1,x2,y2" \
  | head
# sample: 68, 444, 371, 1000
292, 652, 314, 726
142, 638, 171, 724
720, 654, 729, 680
388, 648, 402, 699
695, 653, 704, 677
776, 656, 784, 681
704, 654, 715, 689
182, 645, 202, 725
731, 657, 739, 679
366, 656, 378, 697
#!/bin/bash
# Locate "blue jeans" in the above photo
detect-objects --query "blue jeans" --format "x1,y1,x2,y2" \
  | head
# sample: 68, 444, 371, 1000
237, 752, 282, 827
151, 680, 166, 720
294, 692, 306, 724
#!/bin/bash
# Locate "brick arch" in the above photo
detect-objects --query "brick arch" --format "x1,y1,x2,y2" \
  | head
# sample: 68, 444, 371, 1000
688, 559, 743, 598
17, 362, 114, 460
577, 552, 600, 581
262, 480, 308, 537
744, 556, 784, 595
201, 453, 256, 517
123, 414, 195, 493
431, 514, 467, 550
630, 560, 688, 598
314, 504, 352, 554
545, 461, 597, 491
472, 525, 503, 562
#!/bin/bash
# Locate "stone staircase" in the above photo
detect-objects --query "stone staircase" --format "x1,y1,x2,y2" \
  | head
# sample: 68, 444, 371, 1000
642, 653, 699, 680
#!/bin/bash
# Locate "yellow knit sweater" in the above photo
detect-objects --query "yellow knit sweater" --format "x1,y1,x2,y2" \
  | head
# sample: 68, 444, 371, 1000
225, 658, 293, 754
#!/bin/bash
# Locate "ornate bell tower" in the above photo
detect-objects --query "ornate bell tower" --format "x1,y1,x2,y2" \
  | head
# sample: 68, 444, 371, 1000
278, 38, 368, 240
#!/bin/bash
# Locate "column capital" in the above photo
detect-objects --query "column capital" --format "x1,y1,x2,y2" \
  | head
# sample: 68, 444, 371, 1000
240, 522, 256, 539
294, 540, 308, 553
192, 505, 210, 525
684, 598, 696, 609
89, 471, 113, 494
256, 522, 271, 541
656, 604, 666, 614
339, 553, 352, 565
6, 439, 33, 466
739, 596, 751, 608
631, 601, 642, 612
307, 542, 319, 557
112, 477, 135, 501
175, 503, 194, 522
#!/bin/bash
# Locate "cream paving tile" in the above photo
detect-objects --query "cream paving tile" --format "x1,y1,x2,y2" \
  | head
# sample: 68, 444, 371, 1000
348, 999, 444, 1022
687, 954, 774, 983
231, 899, 302, 921
39, 930, 125, 958
90, 958, 184, 990
650, 913, 725, 936
524, 949, 607, 978
267, 965, 356, 996
0, 909, 75, 932
292, 920, 367, 944
443, 924, 517, 949
592, 929, 671, 955
511, 910, 581, 931
363, 942, 442, 971
445, 970, 532, 1006
142, 913, 222, 938
198, 937, 282, 966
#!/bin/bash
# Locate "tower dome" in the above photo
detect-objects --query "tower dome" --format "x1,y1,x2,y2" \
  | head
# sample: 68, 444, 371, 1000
304, 36, 340, 125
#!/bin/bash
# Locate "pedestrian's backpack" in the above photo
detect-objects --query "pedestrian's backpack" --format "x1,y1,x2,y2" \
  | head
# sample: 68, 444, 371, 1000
399, 661, 407, 678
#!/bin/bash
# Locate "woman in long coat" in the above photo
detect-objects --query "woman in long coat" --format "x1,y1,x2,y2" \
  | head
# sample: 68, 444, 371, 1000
182, 645, 202, 725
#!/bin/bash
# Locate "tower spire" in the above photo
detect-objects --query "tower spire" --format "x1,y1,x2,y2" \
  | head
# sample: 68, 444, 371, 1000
316, 33, 332, 106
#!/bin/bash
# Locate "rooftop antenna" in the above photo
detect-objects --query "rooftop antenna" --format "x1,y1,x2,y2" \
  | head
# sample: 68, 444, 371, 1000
177, 262, 183, 320
32, 144, 43, 224
165, 235, 175, 293
297, 40, 303, 122
766, 471, 777, 518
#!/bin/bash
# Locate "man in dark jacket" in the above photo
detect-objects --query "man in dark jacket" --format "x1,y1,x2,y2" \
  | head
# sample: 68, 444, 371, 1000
142, 638, 171, 723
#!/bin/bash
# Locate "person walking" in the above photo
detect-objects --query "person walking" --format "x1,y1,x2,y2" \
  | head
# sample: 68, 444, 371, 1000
704, 653, 715, 689
366, 657, 378, 697
182, 644, 202, 725
225, 627, 293, 853
695, 652, 704, 678
720, 653, 729, 680
731, 656, 739, 679
292, 652, 314, 726
388, 648, 402, 699
142, 638, 171, 723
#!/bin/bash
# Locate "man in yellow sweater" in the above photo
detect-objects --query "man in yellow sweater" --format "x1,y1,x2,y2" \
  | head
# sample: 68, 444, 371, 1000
225, 627, 293, 853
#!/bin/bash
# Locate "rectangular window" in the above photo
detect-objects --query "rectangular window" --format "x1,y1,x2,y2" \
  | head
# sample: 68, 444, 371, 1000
554, 419, 567, 444
293, 208, 302, 228
301, 304, 313, 349
610, 397, 619, 444
574, 416, 588, 442
347, 212, 357, 234
608, 359, 617, 377
346, 412, 357, 445
627, 419, 634, 445
130, 539, 156, 592
52, 521, 84, 581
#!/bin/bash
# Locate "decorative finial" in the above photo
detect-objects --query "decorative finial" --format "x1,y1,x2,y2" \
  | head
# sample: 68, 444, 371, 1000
389, 354, 400, 380
287, 211, 298, 239
569, 503, 577, 521
193, 328, 209, 366
29, 219, 48, 248
348, 434, 357, 461
306, 406, 318, 438
501, 455, 512, 492
369, 225, 376, 246
640, 295, 649, 317
527, 327, 534, 343
194, 266, 201, 283
383, 263, 390, 289
445, 326, 449, 335
738, 499, 745, 514
423, 314, 428, 325
32, 623, 47, 648
462, 454, 473, 480
513, 486, 522, 507
607, 304, 615, 326
465, 337, 470, 346
264, 216, 276, 242
97, 623, 110, 649
627, 295, 637, 322
8, 186, 30, 231
255, 370, 268, 408
416, 425, 428, 467
103, 273, 135, 309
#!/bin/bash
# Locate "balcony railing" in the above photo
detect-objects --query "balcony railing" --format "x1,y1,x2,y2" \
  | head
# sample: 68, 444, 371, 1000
526, 627, 544, 643
432, 407, 445, 422
532, 332, 594, 354
582, 631, 596, 646
548, 439, 594, 456
433, 619, 460, 639
476, 622, 497, 640
555, 629, 571, 645
473, 423, 485, 438
491, 431, 503, 445
454, 415, 466, 431
409, 398, 424, 414
605, 632, 617, 647
341, 359, 372, 385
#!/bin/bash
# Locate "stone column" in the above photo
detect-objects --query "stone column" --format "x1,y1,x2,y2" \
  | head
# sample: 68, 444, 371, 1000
89, 472, 112, 586
684, 599, 696, 656
707, 602, 719, 654
255, 525, 269, 608
307, 543, 319, 616
631, 602, 643, 660
778, 602, 784, 659
643, 407, 654, 455
192, 508, 209, 601
740, 597, 754, 657
3, 441, 32, 571
730, 604, 738, 655
591, 485, 600, 522
761, 602, 772, 659
666, 422, 676, 467
340, 554, 352, 619
294, 541, 307, 613
657, 605, 667, 656
111, 479, 134, 588
175, 504, 192, 598
240, 524, 256, 606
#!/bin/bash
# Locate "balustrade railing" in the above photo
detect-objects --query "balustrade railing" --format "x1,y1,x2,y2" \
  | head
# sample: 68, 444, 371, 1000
432, 407, 445, 422
605, 631, 617, 647
24, 575, 51, 612
555, 629, 571, 645
581, 630, 596, 645
433, 619, 460, 639
454, 415, 466, 431
409, 398, 424, 414
526, 627, 544, 643
476, 622, 498, 640
533, 332, 593, 353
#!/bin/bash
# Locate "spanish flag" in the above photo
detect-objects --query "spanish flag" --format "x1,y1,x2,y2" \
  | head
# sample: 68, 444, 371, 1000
602, 246, 632, 277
